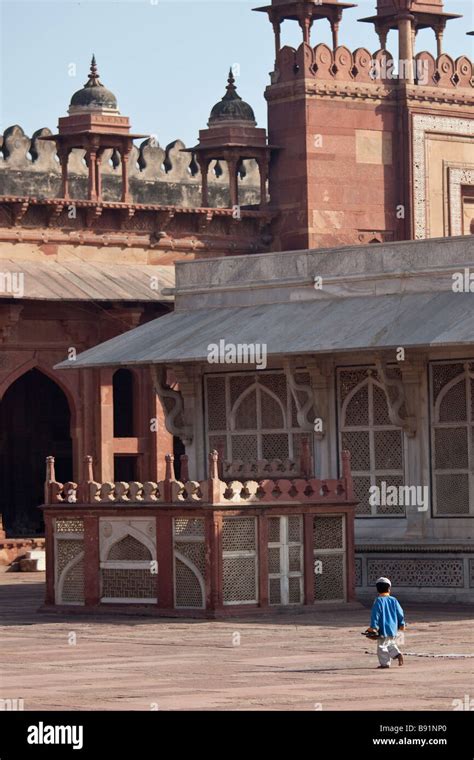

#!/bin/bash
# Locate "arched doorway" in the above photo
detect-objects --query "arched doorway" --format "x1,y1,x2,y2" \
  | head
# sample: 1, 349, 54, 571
0, 369, 72, 536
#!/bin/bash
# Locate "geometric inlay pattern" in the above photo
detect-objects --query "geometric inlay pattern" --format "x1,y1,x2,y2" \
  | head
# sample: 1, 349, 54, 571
205, 370, 313, 476
430, 361, 474, 516
367, 558, 464, 587
222, 517, 257, 604
101, 568, 157, 598
338, 366, 405, 516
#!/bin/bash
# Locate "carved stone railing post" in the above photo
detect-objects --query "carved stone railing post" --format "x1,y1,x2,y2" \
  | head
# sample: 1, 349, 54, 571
80, 455, 100, 504
44, 456, 56, 505
208, 450, 222, 505
164, 454, 175, 502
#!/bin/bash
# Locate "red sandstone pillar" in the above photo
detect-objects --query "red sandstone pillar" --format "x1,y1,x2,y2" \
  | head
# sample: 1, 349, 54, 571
434, 20, 445, 58
227, 158, 239, 209
198, 156, 210, 207
345, 511, 356, 602
298, 14, 312, 45
156, 515, 174, 609
121, 148, 131, 203
303, 513, 315, 605
257, 157, 268, 208
44, 513, 55, 605
258, 514, 269, 608
378, 26, 388, 51
96, 152, 103, 202
397, 13, 415, 84
206, 512, 222, 611
87, 150, 98, 201
98, 369, 114, 482
58, 148, 70, 200
83, 515, 100, 606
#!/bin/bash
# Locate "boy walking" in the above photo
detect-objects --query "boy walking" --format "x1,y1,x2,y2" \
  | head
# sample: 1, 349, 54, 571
366, 577, 405, 669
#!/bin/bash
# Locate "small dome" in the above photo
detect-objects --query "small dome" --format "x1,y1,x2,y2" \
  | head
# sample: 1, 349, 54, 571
69, 56, 118, 111
208, 69, 256, 127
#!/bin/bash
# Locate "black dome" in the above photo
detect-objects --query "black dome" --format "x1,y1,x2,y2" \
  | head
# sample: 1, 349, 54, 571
69, 56, 118, 111
208, 69, 256, 127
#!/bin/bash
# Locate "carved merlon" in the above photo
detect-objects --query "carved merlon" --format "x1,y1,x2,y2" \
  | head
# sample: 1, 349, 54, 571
0, 126, 261, 207
151, 365, 193, 446
374, 355, 417, 437
273, 43, 473, 90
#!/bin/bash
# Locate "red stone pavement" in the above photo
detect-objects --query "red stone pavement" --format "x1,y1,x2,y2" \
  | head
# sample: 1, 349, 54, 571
0, 574, 472, 711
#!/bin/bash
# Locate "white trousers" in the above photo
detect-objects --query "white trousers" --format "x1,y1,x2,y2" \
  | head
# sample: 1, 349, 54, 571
377, 635, 401, 667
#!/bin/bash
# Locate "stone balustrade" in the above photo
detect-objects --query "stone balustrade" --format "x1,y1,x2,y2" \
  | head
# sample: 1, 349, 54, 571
43, 450, 354, 507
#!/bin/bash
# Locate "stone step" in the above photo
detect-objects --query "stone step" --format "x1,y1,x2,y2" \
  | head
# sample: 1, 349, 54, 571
20, 551, 46, 572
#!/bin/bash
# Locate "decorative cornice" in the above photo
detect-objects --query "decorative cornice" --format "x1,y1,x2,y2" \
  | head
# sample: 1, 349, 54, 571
0, 196, 276, 252
266, 78, 474, 106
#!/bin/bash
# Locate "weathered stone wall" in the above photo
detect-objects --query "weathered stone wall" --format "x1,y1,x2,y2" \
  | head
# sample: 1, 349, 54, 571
0, 126, 261, 207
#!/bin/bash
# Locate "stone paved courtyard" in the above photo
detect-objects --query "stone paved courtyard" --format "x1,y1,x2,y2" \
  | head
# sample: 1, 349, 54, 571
1, 574, 473, 711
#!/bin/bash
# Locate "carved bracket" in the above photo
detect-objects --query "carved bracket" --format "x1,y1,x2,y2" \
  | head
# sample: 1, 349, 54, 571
151, 365, 193, 446
85, 205, 103, 228
11, 200, 30, 226
374, 356, 417, 437
46, 202, 65, 227
284, 360, 321, 437
197, 210, 214, 233
119, 206, 136, 228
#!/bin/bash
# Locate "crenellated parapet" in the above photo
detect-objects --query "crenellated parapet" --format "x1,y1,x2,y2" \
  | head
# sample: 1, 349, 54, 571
0, 126, 261, 207
273, 42, 474, 90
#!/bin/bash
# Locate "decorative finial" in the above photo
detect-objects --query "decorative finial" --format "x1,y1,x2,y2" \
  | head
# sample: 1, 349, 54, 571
226, 66, 236, 93
85, 54, 103, 88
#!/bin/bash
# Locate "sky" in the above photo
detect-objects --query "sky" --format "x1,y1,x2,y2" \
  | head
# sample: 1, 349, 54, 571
0, 0, 472, 149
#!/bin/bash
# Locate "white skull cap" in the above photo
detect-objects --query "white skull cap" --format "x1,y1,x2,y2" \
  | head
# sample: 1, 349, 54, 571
376, 577, 391, 586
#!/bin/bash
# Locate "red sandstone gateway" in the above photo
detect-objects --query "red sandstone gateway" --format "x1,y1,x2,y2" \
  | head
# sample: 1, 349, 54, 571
41, 449, 357, 616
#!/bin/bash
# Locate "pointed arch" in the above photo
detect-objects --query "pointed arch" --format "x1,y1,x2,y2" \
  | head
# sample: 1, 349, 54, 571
0, 358, 77, 428
0, 368, 73, 535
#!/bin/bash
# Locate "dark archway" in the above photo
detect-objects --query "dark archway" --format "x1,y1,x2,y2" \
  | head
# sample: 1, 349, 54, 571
0, 369, 72, 536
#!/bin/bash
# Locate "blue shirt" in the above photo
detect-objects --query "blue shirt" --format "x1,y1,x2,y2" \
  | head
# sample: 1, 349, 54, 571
370, 594, 405, 637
